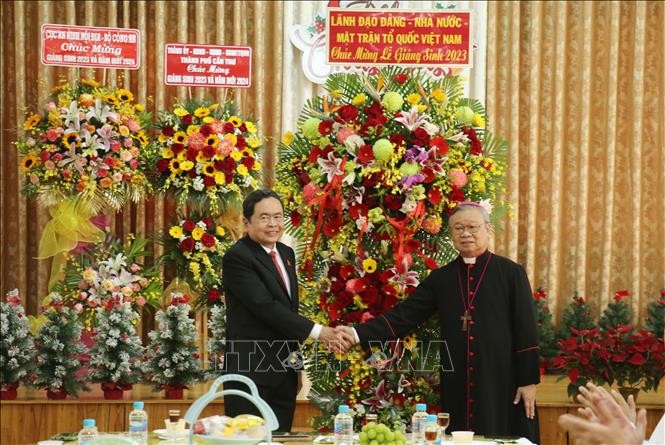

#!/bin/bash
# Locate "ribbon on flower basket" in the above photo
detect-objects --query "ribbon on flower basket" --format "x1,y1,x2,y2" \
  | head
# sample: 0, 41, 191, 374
37, 198, 105, 289
387, 200, 426, 270
302, 159, 346, 279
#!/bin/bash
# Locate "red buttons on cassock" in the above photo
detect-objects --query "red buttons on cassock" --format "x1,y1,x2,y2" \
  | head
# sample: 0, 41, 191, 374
470, 351, 475, 357
470, 367, 474, 372
470, 336, 475, 341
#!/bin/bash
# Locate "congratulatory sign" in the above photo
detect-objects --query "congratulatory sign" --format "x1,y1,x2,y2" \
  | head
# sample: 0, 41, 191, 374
327, 8, 472, 67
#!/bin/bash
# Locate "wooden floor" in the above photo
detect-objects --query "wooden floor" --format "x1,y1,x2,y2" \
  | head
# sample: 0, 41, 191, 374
1, 375, 663, 445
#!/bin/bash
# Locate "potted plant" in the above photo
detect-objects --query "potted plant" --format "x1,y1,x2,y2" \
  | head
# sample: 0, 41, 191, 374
552, 327, 607, 399
32, 293, 88, 399
0, 289, 36, 399
143, 293, 203, 399
88, 302, 144, 399
533, 288, 557, 374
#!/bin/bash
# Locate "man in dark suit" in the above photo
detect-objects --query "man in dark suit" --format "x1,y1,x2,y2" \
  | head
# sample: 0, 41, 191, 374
222, 189, 352, 432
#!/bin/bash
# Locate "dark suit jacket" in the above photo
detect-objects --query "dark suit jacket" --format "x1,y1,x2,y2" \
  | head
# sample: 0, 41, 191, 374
222, 236, 314, 387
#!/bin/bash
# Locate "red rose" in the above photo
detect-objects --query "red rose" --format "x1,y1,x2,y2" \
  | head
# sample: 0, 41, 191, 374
202, 145, 216, 159
423, 256, 438, 270
411, 127, 430, 147
318, 120, 334, 136
180, 237, 195, 251
236, 135, 246, 149
183, 220, 196, 231
308, 146, 321, 164
357, 144, 374, 164
427, 187, 442, 205
338, 105, 359, 121
384, 194, 402, 211
389, 133, 406, 148
204, 175, 216, 187
323, 218, 341, 237
201, 233, 216, 248
241, 156, 255, 170
162, 125, 175, 136
201, 217, 213, 227
39, 150, 51, 161
186, 148, 198, 162
429, 136, 449, 156
349, 203, 369, 219
449, 187, 465, 203
223, 122, 235, 133
239, 123, 247, 133
199, 125, 213, 137
156, 159, 169, 173
290, 209, 302, 227
393, 74, 408, 85
182, 114, 193, 125
421, 167, 435, 183
171, 143, 185, 155
207, 289, 221, 303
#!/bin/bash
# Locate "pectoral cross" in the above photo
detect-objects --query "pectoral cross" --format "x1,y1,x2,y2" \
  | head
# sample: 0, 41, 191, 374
460, 310, 472, 332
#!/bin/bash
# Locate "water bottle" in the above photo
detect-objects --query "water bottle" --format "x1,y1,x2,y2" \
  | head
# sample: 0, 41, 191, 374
334, 404, 354, 445
128, 400, 148, 444
411, 403, 428, 445
77, 418, 98, 445
424, 414, 439, 444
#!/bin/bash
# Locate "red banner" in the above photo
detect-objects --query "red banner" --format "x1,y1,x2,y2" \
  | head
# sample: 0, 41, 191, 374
164, 44, 252, 88
327, 9, 472, 67
41, 24, 140, 69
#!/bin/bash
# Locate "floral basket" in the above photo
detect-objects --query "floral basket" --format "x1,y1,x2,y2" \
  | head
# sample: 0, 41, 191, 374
150, 100, 263, 216
275, 66, 507, 428
16, 79, 153, 212
52, 233, 162, 330
158, 215, 232, 310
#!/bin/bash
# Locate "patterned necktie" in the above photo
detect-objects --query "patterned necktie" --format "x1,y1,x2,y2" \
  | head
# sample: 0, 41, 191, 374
269, 250, 288, 288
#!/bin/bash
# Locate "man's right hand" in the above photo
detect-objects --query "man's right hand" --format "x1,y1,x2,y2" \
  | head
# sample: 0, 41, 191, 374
319, 326, 356, 354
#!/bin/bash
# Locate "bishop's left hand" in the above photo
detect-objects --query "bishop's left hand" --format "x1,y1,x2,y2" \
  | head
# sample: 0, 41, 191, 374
514, 384, 536, 419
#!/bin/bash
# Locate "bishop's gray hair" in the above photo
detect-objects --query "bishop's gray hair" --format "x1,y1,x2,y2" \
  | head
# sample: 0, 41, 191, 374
449, 202, 491, 225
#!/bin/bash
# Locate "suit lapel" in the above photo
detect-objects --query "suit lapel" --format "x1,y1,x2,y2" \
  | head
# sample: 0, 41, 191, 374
242, 237, 291, 301
277, 244, 298, 308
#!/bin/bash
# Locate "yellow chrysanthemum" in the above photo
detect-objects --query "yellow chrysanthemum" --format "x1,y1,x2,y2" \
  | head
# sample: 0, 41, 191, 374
352, 93, 367, 106
214, 172, 226, 184
247, 135, 261, 148
20, 154, 38, 172
22, 114, 41, 130
135, 103, 145, 112
202, 162, 216, 177
173, 131, 188, 144
161, 147, 175, 159
406, 93, 421, 105
187, 125, 200, 136
229, 150, 242, 161
116, 89, 134, 102
206, 134, 219, 147
281, 131, 294, 145
224, 133, 237, 146
158, 133, 170, 143
81, 79, 100, 87
216, 226, 226, 237
472, 113, 486, 127
169, 158, 182, 174
417, 104, 427, 113
236, 164, 249, 176
180, 160, 194, 171
362, 258, 377, 273
202, 116, 215, 124
174, 107, 188, 117
194, 107, 211, 118
229, 116, 242, 127
169, 226, 183, 238
252, 161, 262, 171
245, 121, 257, 133
191, 227, 205, 241
430, 88, 446, 103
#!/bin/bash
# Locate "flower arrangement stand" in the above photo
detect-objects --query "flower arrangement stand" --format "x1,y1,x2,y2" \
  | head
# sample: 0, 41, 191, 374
184, 374, 278, 445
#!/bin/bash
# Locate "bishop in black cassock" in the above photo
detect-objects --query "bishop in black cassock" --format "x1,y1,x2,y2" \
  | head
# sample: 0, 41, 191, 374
352, 203, 541, 442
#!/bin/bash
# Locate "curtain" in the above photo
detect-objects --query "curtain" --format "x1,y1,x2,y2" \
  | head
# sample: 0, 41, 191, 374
486, 1, 664, 323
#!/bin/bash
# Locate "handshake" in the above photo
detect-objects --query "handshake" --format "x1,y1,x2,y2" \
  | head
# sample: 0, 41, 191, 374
319, 325, 358, 354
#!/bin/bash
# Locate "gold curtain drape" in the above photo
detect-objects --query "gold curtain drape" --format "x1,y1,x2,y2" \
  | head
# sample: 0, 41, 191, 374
0, 1, 284, 329
487, 1, 664, 323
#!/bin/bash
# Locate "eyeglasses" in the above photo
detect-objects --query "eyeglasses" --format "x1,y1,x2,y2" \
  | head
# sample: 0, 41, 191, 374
451, 223, 485, 235
256, 214, 284, 224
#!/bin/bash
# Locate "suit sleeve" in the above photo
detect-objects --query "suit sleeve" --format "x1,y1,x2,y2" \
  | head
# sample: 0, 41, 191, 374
223, 246, 314, 342
355, 271, 439, 344
511, 265, 541, 386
